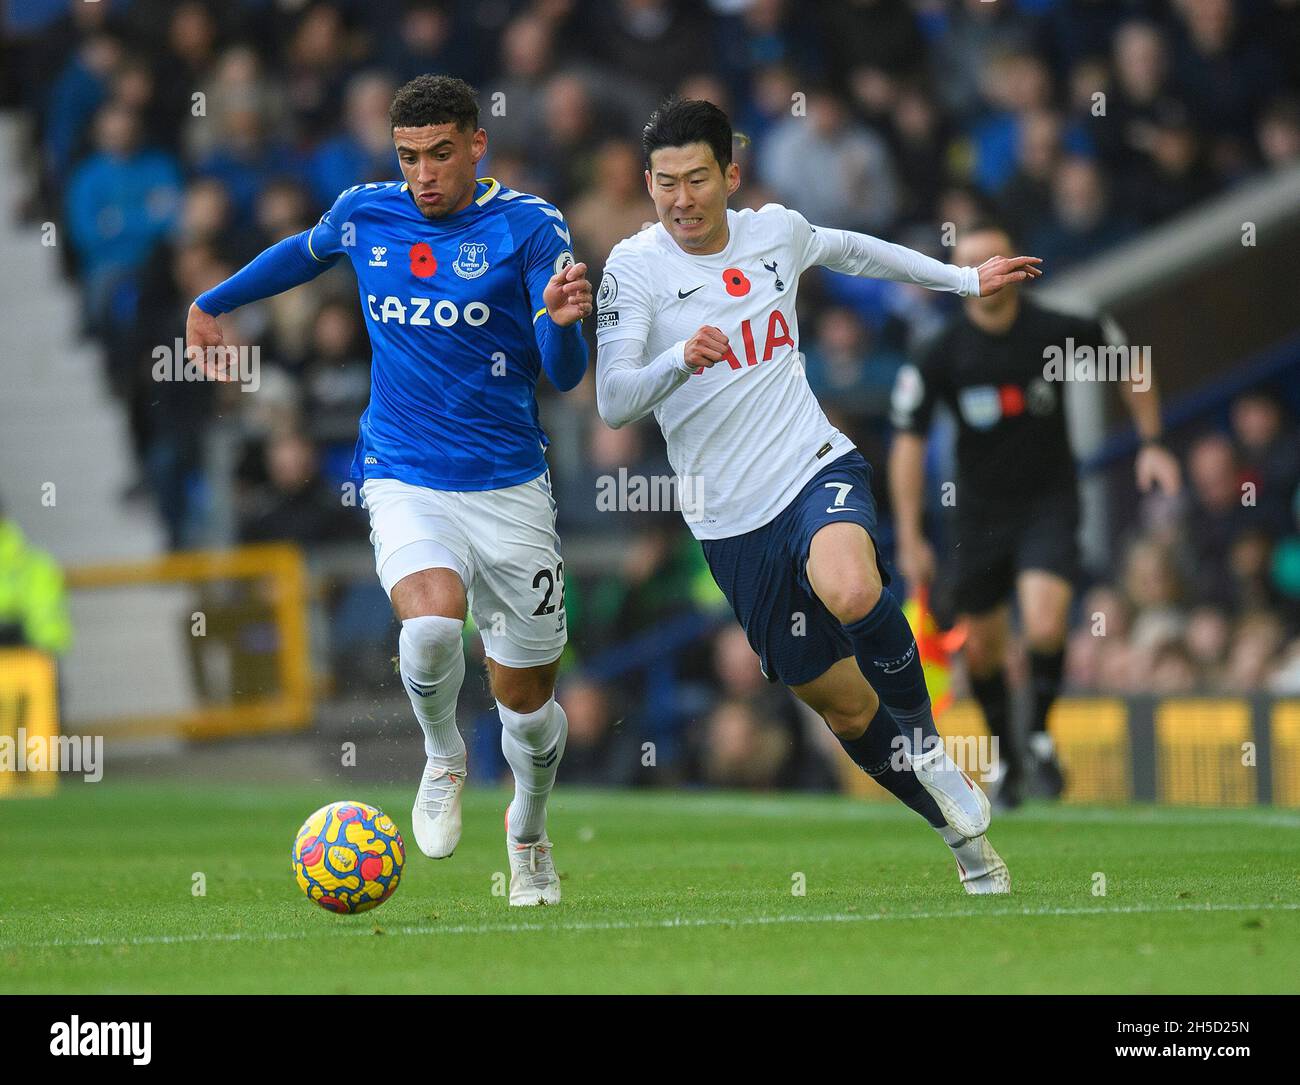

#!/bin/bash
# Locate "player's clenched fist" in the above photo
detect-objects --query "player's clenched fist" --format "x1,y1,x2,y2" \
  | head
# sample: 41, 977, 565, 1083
684, 325, 730, 369
544, 261, 592, 327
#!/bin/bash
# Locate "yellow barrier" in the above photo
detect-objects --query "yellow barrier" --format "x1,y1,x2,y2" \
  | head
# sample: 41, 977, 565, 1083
0, 648, 60, 797
1156, 699, 1256, 806
1272, 701, 1300, 807
934, 698, 1131, 803
1049, 698, 1131, 803
63, 544, 312, 739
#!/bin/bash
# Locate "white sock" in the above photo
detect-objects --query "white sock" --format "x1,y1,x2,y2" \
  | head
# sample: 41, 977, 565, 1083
936, 824, 967, 847
1029, 731, 1055, 761
499, 697, 568, 843
399, 615, 467, 771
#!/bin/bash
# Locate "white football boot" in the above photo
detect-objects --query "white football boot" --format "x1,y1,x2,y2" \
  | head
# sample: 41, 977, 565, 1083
912, 743, 991, 839
950, 833, 1011, 895
505, 806, 560, 906
411, 761, 465, 859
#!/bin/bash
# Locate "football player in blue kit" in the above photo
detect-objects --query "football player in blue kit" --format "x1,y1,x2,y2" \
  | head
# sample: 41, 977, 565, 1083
186, 76, 591, 905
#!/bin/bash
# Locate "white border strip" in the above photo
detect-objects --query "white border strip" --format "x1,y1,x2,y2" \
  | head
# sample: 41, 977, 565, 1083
550, 792, 1300, 829
12, 901, 1299, 952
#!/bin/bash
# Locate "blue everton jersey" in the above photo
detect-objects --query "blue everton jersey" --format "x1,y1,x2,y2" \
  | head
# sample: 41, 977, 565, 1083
306, 178, 579, 491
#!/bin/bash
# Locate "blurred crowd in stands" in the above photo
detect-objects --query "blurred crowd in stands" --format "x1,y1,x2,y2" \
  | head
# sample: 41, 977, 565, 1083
1065, 392, 1300, 696
4, 0, 1300, 790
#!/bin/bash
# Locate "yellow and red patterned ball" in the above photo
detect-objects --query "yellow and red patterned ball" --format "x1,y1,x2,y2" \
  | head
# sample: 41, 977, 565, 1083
292, 800, 405, 914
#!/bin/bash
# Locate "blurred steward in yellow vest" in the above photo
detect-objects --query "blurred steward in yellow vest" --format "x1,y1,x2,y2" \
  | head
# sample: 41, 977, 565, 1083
0, 506, 72, 656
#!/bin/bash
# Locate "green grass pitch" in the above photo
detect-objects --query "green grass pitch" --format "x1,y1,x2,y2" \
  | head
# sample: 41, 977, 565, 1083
1, 783, 1297, 994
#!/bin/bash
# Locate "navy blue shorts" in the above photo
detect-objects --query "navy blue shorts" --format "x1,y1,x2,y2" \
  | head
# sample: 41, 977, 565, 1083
701, 449, 891, 688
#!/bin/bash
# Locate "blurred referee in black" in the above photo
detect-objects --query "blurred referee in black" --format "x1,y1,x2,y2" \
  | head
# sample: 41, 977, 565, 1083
887, 224, 1181, 807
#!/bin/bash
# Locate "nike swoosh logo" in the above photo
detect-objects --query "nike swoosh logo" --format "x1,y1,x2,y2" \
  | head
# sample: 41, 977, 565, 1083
825, 507, 854, 515
677, 286, 704, 299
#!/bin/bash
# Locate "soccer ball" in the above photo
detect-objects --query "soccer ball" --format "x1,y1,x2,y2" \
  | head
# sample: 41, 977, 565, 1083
292, 800, 405, 914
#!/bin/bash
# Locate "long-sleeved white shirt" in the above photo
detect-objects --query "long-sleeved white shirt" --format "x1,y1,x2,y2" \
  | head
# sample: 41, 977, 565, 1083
594, 204, 978, 539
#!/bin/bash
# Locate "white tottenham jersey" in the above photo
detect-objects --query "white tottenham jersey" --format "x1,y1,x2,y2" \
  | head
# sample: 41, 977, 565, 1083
594, 204, 979, 540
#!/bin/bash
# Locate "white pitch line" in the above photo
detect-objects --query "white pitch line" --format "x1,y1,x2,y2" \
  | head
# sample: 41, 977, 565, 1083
550, 792, 1300, 829
10, 901, 1299, 952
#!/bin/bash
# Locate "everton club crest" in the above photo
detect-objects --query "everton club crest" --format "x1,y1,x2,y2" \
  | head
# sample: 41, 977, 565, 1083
452, 241, 490, 279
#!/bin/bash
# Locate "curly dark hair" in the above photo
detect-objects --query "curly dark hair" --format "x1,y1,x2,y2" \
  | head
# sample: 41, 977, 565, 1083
642, 97, 733, 172
389, 74, 479, 131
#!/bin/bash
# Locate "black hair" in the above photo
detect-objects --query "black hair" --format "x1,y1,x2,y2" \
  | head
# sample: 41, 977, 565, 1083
642, 97, 733, 172
389, 74, 479, 131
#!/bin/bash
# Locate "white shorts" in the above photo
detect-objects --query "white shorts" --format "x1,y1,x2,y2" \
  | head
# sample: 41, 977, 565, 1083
360, 473, 567, 668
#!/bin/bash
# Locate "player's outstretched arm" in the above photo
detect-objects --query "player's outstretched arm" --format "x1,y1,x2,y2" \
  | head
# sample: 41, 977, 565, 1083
596, 326, 727, 429
187, 229, 338, 378
799, 212, 1040, 297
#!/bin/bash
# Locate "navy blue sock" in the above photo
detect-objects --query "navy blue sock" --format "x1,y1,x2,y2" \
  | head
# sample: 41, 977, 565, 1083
843, 588, 940, 757
837, 703, 946, 828
971, 669, 1026, 780
1028, 647, 1065, 735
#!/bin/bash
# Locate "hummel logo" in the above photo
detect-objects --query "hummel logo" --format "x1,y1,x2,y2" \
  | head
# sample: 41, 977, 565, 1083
369, 245, 388, 267
531, 745, 559, 768
677, 285, 704, 299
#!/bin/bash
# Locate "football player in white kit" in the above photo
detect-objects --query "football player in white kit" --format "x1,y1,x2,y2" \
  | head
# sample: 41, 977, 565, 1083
595, 99, 1042, 893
